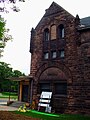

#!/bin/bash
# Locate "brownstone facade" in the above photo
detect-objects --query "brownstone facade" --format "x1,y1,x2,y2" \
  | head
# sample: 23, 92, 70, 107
29, 2, 90, 114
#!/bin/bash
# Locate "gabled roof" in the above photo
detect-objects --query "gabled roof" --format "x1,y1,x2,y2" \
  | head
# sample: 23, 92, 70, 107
44, 1, 74, 17
80, 16, 90, 27
35, 1, 74, 30
44, 1, 65, 17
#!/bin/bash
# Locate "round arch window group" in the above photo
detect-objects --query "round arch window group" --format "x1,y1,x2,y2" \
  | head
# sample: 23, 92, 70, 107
44, 24, 64, 41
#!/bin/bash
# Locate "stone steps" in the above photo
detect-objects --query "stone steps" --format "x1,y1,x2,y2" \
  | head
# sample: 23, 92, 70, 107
10, 101, 25, 108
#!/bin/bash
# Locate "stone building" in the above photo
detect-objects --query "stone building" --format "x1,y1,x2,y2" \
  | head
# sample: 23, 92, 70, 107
19, 2, 90, 114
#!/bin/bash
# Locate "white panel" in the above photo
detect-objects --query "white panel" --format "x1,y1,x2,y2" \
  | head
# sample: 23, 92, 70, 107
38, 103, 49, 107
39, 99, 50, 103
40, 92, 52, 99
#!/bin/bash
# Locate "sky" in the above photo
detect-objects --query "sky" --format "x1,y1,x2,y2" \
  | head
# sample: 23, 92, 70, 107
0, 0, 90, 75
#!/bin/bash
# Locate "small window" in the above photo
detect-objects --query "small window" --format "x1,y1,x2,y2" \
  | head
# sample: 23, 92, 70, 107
58, 24, 64, 39
44, 28, 49, 41
59, 50, 65, 58
55, 83, 67, 95
51, 51, 57, 59
44, 52, 49, 59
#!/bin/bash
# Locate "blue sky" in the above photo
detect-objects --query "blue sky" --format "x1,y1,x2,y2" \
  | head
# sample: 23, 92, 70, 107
0, 0, 90, 75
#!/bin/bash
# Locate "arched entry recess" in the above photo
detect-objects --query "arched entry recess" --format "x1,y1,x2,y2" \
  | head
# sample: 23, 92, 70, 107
35, 62, 72, 113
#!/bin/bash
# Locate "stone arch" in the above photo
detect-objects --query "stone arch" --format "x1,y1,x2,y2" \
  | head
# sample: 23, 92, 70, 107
32, 62, 74, 113
35, 61, 73, 84
39, 67, 67, 81
58, 24, 65, 39
34, 62, 73, 113
44, 28, 49, 41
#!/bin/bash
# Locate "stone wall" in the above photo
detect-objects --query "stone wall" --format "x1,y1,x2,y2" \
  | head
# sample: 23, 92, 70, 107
29, 2, 90, 114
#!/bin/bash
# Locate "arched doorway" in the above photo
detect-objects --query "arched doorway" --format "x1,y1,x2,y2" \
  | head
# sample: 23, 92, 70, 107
37, 67, 68, 113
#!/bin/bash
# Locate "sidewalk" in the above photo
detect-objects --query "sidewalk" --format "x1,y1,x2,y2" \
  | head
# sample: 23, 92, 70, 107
0, 105, 18, 111
0, 98, 18, 111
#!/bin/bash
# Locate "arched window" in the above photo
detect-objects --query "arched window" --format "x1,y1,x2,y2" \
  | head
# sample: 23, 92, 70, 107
58, 24, 64, 39
44, 28, 49, 41
51, 25, 56, 40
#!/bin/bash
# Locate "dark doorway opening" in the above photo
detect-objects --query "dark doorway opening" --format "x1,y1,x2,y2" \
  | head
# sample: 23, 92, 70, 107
22, 85, 29, 102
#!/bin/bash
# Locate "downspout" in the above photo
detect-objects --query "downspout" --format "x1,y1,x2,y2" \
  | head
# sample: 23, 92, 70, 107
30, 78, 33, 104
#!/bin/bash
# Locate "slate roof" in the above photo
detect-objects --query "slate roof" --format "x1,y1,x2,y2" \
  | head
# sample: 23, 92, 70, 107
80, 16, 90, 27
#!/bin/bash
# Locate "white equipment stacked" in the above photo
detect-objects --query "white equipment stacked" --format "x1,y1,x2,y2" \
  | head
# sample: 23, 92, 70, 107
38, 91, 52, 113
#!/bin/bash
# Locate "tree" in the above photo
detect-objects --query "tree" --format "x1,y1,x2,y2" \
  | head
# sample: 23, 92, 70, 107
0, 62, 12, 91
13, 70, 25, 77
0, 61, 25, 92
0, 0, 26, 13
0, 16, 12, 57
10, 70, 25, 91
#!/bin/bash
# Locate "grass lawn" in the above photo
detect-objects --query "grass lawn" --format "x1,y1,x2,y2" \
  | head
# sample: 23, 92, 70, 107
14, 110, 90, 120
0, 92, 18, 99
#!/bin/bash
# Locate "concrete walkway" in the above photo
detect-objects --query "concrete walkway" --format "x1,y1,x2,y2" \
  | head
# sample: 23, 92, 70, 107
0, 105, 18, 111
0, 98, 18, 111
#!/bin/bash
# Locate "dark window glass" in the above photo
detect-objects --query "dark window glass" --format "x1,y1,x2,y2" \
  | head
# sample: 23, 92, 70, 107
44, 28, 49, 41
58, 24, 64, 39
55, 83, 67, 95
40, 83, 50, 93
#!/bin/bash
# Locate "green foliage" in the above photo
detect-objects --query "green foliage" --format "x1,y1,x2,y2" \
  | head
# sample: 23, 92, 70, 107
2, 92, 17, 96
0, 16, 12, 57
0, 17, 5, 39
0, 62, 12, 78
0, 92, 18, 99
0, 61, 25, 92
13, 70, 25, 77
